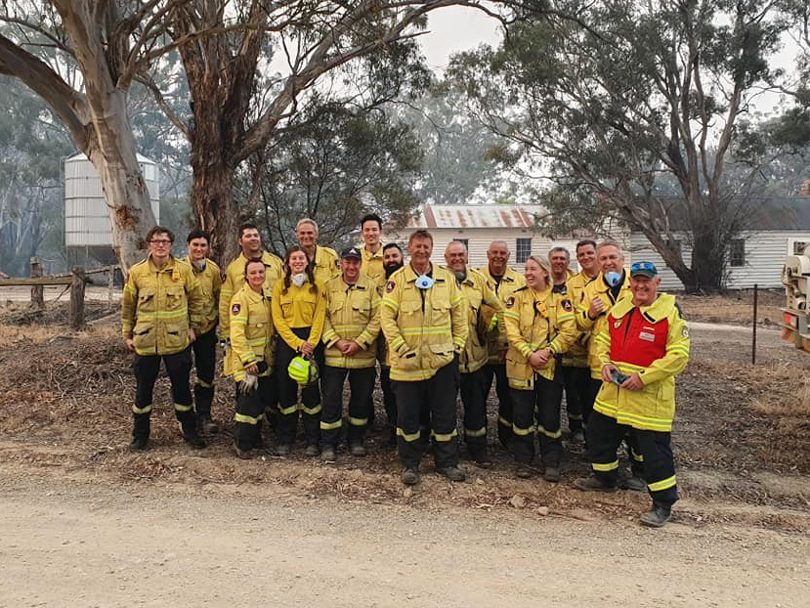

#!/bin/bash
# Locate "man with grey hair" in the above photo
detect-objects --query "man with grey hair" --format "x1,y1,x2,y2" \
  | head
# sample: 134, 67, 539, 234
445, 240, 503, 467
477, 240, 526, 449
548, 245, 585, 442
296, 217, 340, 285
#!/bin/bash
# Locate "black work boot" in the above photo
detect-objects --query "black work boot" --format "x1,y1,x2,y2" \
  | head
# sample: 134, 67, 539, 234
401, 467, 420, 485
197, 412, 219, 434
640, 505, 672, 528
179, 412, 207, 449
130, 414, 151, 450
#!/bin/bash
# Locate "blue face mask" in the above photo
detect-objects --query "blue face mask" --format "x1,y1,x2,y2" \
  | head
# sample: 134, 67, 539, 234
415, 275, 434, 289
605, 271, 622, 287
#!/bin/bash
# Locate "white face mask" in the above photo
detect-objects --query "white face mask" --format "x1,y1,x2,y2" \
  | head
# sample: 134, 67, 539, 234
291, 273, 306, 287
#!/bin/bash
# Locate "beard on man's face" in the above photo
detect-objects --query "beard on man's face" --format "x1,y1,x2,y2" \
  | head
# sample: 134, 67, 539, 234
384, 261, 403, 278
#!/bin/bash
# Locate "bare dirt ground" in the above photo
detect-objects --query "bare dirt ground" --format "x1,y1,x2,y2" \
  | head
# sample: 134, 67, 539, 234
0, 296, 809, 606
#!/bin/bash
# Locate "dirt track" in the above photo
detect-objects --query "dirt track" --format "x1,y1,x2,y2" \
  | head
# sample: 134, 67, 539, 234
1, 317, 809, 606
2, 474, 808, 608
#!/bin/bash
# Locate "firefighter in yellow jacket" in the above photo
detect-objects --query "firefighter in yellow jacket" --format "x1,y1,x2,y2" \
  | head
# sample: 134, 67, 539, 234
219, 223, 282, 341
576, 240, 632, 425
574, 262, 690, 528
121, 226, 205, 450
380, 230, 468, 485
319, 247, 381, 462
228, 258, 275, 458
296, 218, 340, 286
504, 256, 577, 481
477, 240, 526, 448
444, 240, 503, 467
179, 229, 222, 434
561, 239, 599, 441
271, 246, 327, 456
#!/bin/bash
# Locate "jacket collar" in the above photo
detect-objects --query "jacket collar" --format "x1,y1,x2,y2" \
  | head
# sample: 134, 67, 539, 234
611, 293, 676, 322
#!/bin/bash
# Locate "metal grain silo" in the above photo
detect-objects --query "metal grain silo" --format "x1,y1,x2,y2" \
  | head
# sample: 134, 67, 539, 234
65, 153, 160, 264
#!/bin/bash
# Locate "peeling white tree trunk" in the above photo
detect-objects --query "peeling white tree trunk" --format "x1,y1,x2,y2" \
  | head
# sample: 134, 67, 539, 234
87, 90, 156, 273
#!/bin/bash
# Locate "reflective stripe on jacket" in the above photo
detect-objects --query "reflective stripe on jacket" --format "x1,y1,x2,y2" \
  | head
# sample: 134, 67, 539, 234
322, 274, 381, 369
179, 256, 221, 336
219, 251, 282, 339
503, 285, 577, 389
455, 268, 504, 374
593, 293, 690, 432
476, 265, 526, 365
226, 284, 275, 381
121, 255, 202, 356
380, 263, 468, 382
576, 270, 631, 379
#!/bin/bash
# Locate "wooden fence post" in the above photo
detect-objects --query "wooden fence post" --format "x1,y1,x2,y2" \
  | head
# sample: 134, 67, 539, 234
70, 267, 86, 330
30, 257, 44, 309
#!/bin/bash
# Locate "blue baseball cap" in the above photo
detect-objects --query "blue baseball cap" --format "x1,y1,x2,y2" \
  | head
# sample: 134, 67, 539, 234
341, 247, 362, 260
630, 261, 658, 278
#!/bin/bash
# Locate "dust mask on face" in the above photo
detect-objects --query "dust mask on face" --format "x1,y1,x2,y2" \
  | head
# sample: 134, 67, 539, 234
605, 271, 622, 287
292, 273, 306, 287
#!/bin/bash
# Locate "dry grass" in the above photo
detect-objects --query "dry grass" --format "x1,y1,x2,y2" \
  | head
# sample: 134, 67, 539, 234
678, 289, 783, 326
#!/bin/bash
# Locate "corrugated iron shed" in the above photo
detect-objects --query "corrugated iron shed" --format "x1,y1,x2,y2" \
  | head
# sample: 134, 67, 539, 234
408, 204, 545, 229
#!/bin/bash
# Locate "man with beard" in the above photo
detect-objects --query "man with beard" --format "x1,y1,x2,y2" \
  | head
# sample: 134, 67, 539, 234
477, 240, 526, 449
378, 243, 404, 444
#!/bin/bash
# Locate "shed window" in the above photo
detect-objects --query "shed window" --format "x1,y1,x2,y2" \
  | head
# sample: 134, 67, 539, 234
793, 241, 809, 255
516, 238, 532, 263
729, 239, 745, 267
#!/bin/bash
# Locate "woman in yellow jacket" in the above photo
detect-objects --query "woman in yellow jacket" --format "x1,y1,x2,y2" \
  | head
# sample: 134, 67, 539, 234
271, 246, 326, 456
504, 255, 577, 481
227, 258, 275, 458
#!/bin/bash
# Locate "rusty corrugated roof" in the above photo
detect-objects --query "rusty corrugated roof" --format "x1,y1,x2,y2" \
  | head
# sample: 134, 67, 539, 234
408, 204, 545, 229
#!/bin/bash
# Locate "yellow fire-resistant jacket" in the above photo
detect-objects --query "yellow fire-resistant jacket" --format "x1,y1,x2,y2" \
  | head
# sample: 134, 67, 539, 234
504, 284, 577, 389
179, 256, 221, 336
271, 277, 326, 351
225, 284, 275, 381
309, 245, 340, 287
121, 255, 203, 356
593, 293, 690, 432
322, 274, 381, 369
562, 270, 597, 368
380, 263, 468, 382
476, 265, 526, 365
576, 270, 631, 379
360, 245, 386, 292
219, 251, 282, 340
454, 268, 504, 374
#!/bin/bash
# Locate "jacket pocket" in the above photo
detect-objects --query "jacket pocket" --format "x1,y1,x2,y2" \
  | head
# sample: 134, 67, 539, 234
132, 322, 155, 352
164, 323, 188, 352
164, 286, 185, 310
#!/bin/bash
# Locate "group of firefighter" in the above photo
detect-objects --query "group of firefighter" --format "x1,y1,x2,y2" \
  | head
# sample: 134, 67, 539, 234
121, 214, 690, 528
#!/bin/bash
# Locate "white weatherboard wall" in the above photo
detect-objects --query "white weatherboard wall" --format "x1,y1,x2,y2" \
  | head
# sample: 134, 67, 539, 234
65, 154, 160, 247
630, 231, 810, 290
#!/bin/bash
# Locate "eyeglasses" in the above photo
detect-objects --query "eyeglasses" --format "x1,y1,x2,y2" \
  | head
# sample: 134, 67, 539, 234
149, 239, 172, 245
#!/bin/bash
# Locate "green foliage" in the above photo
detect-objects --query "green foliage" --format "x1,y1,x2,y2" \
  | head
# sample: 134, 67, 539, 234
254, 100, 423, 254
448, 0, 793, 292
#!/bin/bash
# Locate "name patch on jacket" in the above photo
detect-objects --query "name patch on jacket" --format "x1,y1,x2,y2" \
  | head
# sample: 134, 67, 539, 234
639, 331, 655, 342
